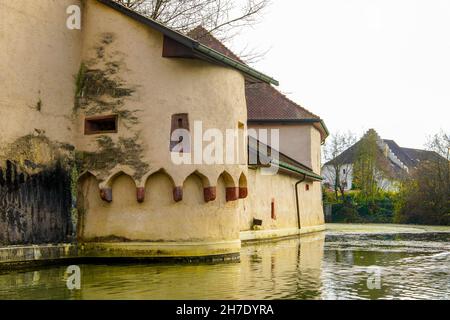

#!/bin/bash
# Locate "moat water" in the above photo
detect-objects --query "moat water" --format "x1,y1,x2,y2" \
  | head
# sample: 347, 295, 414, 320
0, 224, 448, 300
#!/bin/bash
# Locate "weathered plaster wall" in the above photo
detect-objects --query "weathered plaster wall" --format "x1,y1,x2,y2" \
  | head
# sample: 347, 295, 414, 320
240, 168, 324, 232
75, 0, 248, 248
0, 0, 82, 245
0, 0, 82, 145
79, 172, 240, 242
0, 160, 73, 245
74, 0, 248, 185
297, 178, 325, 228
248, 123, 323, 173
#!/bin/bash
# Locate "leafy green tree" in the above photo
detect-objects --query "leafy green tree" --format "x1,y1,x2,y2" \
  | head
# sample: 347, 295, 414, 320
352, 129, 388, 201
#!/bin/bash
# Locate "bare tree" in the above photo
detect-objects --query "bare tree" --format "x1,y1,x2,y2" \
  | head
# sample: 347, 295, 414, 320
113, 0, 270, 43
395, 131, 450, 225
426, 130, 450, 160
323, 131, 357, 200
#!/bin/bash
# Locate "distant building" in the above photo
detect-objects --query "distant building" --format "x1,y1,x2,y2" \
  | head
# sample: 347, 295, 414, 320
322, 129, 440, 192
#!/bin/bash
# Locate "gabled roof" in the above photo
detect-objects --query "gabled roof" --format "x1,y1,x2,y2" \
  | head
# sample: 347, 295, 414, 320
383, 140, 417, 168
187, 26, 329, 140
401, 147, 442, 163
324, 130, 445, 177
246, 82, 320, 120
324, 140, 361, 166
97, 0, 278, 85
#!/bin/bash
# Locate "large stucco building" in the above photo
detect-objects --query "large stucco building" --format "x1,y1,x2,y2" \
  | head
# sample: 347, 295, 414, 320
0, 0, 328, 263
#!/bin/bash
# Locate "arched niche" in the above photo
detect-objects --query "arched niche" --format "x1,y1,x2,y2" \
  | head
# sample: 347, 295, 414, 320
218, 171, 238, 202
238, 172, 248, 199
144, 169, 177, 206
77, 172, 100, 239
184, 170, 217, 203
182, 173, 204, 205
110, 173, 137, 207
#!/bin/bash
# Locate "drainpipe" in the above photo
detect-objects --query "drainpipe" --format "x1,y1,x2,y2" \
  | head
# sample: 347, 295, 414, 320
295, 174, 307, 230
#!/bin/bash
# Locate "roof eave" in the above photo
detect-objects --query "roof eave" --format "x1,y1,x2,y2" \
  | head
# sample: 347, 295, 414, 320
194, 44, 279, 86
275, 160, 323, 181
97, 0, 278, 86
248, 118, 329, 141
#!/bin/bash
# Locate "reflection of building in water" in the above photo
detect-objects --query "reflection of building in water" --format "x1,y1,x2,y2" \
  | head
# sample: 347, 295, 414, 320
240, 233, 325, 299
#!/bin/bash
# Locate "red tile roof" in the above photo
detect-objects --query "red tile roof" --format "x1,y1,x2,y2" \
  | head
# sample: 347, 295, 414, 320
187, 26, 244, 63
187, 26, 321, 121
246, 82, 320, 120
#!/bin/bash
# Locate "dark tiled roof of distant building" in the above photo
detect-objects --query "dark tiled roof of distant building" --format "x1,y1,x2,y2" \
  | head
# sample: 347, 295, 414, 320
401, 147, 442, 163
324, 130, 446, 178
324, 140, 360, 166
383, 140, 417, 168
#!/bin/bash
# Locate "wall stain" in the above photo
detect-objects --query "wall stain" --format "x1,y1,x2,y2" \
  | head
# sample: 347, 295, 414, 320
74, 33, 140, 128
75, 32, 148, 181
76, 135, 149, 180
1, 133, 74, 175
0, 161, 72, 246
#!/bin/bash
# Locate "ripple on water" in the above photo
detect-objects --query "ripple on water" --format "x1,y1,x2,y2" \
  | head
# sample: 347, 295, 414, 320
0, 230, 448, 300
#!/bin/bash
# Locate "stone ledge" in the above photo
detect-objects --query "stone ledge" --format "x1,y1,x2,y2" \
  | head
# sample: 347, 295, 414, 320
0, 244, 78, 269
0, 226, 326, 268
240, 225, 326, 242
0, 240, 241, 269
80, 240, 241, 258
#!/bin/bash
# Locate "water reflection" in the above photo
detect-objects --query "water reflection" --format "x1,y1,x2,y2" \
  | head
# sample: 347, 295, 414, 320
0, 231, 448, 300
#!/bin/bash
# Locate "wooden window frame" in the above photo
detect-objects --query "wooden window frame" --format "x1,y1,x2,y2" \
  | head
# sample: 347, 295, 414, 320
84, 115, 118, 135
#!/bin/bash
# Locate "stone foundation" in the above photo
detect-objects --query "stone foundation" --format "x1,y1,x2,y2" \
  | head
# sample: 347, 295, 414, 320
0, 227, 326, 269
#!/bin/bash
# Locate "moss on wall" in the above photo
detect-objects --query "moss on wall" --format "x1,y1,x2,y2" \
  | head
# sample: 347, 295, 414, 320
74, 32, 148, 180
74, 33, 140, 127
76, 135, 149, 180
0, 134, 75, 246
0, 133, 74, 175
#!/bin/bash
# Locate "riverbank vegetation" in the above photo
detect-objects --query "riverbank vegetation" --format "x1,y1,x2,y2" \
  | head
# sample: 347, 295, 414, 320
394, 132, 449, 225
323, 131, 449, 226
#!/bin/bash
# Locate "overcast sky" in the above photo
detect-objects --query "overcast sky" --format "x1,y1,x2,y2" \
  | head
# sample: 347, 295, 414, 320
231, 0, 450, 149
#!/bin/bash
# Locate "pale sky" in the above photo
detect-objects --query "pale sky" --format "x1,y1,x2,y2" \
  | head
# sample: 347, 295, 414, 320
231, 0, 450, 149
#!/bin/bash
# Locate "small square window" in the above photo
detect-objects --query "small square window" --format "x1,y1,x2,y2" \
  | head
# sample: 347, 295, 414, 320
85, 115, 118, 135
305, 184, 310, 191
170, 113, 190, 152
